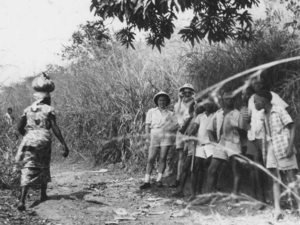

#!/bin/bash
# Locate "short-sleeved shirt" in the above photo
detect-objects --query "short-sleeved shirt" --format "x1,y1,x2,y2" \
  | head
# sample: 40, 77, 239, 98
145, 107, 173, 129
174, 101, 190, 127
263, 106, 294, 161
248, 92, 288, 140
23, 102, 56, 131
207, 109, 243, 144
194, 112, 214, 146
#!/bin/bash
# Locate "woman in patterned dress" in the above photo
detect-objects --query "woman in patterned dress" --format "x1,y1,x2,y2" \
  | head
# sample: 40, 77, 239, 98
14, 92, 69, 211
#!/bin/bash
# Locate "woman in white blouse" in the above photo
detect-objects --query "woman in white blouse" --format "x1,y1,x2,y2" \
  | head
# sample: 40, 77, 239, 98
140, 91, 175, 189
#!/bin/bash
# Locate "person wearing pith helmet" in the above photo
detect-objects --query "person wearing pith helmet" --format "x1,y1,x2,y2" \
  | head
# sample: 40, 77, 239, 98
169, 83, 196, 188
140, 91, 176, 189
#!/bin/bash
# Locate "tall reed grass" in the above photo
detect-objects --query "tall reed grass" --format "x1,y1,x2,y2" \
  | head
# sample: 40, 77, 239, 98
1, 19, 300, 189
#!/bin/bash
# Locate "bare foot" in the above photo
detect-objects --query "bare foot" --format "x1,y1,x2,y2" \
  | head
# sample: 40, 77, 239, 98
231, 194, 239, 204
258, 203, 266, 210
188, 195, 196, 202
273, 210, 284, 221
17, 202, 26, 211
40, 195, 50, 202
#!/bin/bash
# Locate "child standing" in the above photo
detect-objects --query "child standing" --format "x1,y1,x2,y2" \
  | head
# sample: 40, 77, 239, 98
254, 90, 299, 219
171, 100, 215, 201
206, 91, 244, 197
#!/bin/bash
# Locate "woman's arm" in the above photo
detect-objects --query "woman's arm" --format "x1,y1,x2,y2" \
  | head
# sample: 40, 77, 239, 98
50, 116, 69, 157
145, 124, 150, 142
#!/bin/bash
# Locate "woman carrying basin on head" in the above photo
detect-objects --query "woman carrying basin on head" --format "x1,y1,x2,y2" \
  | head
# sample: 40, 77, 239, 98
14, 73, 69, 211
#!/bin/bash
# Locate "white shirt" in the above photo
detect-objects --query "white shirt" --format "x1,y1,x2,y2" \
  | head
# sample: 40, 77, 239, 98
194, 112, 214, 145
145, 107, 173, 129
174, 101, 190, 127
4, 113, 13, 125
247, 92, 288, 140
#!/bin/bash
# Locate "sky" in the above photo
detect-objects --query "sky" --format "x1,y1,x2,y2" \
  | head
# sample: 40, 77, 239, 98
0, 0, 266, 86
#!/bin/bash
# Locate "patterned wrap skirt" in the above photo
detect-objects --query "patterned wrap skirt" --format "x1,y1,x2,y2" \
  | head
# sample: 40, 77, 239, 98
15, 129, 52, 187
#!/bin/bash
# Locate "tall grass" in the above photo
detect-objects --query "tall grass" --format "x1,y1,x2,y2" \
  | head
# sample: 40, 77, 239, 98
1, 17, 300, 187
0, 41, 188, 178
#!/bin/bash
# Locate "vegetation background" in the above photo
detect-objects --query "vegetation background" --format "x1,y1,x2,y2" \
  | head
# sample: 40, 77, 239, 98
1, 0, 300, 191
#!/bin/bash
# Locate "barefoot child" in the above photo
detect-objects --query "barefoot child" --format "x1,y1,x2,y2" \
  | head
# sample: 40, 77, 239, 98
206, 91, 244, 197
254, 90, 300, 219
171, 100, 215, 200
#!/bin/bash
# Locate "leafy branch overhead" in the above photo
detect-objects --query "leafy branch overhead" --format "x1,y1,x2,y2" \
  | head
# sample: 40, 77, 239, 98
90, 0, 259, 51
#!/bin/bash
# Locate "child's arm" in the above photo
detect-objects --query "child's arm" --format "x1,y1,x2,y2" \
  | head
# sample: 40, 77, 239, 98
286, 122, 296, 157
186, 123, 199, 136
207, 114, 218, 143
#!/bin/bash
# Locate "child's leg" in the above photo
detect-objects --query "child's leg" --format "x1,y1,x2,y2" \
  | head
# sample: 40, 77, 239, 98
285, 169, 300, 213
207, 158, 224, 193
177, 149, 184, 180
171, 156, 192, 197
200, 156, 212, 193
230, 155, 242, 196
41, 183, 49, 201
253, 141, 266, 202
197, 169, 204, 195
189, 157, 203, 201
18, 186, 29, 211
269, 168, 282, 220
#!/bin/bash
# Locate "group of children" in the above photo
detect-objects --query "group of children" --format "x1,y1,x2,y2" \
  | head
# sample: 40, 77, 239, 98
140, 79, 300, 219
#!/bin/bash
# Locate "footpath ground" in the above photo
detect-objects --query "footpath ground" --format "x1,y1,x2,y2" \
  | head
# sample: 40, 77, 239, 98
1, 160, 300, 225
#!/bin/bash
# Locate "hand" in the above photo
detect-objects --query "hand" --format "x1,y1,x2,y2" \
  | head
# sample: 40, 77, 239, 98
245, 124, 251, 131
286, 145, 294, 158
62, 145, 69, 158
178, 92, 184, 99
145, 138, 150, 146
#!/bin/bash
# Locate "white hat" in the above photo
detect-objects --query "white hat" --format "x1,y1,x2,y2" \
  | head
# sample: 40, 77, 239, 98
153, 91, 171, 106
179, 83, 195, 92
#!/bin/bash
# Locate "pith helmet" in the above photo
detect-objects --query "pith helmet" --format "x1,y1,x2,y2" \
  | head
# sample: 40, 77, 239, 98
153, 91, 171, 106
179, 83, 195, 92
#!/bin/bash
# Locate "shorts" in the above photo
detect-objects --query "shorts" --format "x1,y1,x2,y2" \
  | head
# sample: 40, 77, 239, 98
246, 139, 262, 156
150, 129, 174, 148
175, 131, 185, 149
213, 136, 241, 161
266, 142, 299, 170
195, 144, 214, 159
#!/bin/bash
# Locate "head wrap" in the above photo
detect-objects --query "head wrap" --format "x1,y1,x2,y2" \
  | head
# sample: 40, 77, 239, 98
31, 92, 51, 111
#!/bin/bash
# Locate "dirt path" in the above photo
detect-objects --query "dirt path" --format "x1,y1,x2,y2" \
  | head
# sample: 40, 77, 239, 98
1, 162, 300, 225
